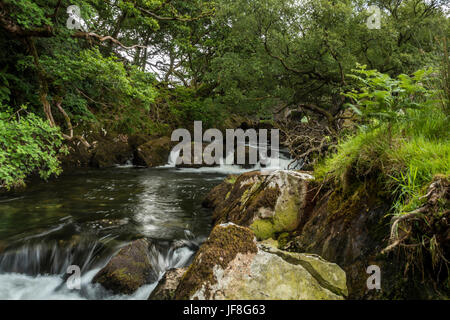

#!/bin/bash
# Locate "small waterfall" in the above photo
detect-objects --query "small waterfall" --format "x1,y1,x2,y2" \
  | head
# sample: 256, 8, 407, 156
255, 149, 302, 171
0, 233, 203, 300
163, 143, 301, 174
164, 149, 181, 168
145, 237, 202, 284
116, 159, 134, 168
0, 237, 111, 276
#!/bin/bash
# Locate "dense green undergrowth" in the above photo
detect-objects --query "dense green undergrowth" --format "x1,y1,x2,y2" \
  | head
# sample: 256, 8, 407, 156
0, 108, 66, 190
316, 66, 449, 214
315, 66, 449, 280
315, 106, 449, 209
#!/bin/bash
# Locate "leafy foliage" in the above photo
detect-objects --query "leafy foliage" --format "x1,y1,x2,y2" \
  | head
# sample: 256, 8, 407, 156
315, 67, 449, 210
198, 0, 449, 117
0, 0, 448, 189
39, 47, 158, 132
0, 107, 66, 190
344, 65, 439, 122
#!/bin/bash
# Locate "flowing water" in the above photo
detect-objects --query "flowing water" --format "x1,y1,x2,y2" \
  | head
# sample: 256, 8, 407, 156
0, 148, 298, 300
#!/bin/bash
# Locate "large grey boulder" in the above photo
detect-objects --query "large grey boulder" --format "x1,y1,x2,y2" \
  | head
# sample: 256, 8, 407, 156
174, 224, 347, 300
203, 170, 314, 240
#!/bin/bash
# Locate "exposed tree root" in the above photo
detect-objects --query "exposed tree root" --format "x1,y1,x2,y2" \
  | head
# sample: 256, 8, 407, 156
382, 176, 450, 275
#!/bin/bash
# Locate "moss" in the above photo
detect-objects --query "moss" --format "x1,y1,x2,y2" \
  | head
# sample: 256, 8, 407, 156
241, 181, 263, 204
326, 180, 382, 224
93, 239, 153, 294
210, 172, 306, 240
202, 177, 235, 210
277, 232, 291, 248
111, 268, 137, 283
241, 188, 251, 204
245, 184, 300, 240
174, 224, 257, 300
273, 195, 300, 233
247, 186, 279, 211
225, 175, 238, 185
250, 219, 275, 240
249, 187, 301, 241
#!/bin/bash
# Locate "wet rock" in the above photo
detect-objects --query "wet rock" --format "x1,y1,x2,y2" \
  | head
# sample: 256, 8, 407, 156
148, 268, 187, 300
174, 224, 347, 300
60, 140, 92, 168
204, 170, 314, 240
128, 133, 152, 150
91, 140, 133, 168
290, 179, 450, 299
93, 239, 156, 294
61, 133, 134, 169
135, 136, 173, 167
201, 175, 237, 209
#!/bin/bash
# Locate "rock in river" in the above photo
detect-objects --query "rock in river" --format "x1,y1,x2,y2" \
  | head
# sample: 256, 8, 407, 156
203, 170, 315, 240
135, 136, 173, 167
93, 239, 156, 294
148, 268, 187, 300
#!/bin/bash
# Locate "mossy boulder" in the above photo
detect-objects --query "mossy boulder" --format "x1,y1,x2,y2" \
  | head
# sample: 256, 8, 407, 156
174, 224, 258, 299
148, 268, 187, 300
91, 139, 133, 168
93, 239, 156, 294
174, 224, 347, 300
203, 170, 314, 240
135, 136, 173, 167
202, 175, 237, 209
61, 133, 134, 169
259, 239, 348, 297
128, 133, 152, 150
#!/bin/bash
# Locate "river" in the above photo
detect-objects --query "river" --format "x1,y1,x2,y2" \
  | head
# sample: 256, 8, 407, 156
0, 149, 296, 300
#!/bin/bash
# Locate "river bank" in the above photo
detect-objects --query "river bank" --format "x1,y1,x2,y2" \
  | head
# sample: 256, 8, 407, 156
1, 129, 448, 300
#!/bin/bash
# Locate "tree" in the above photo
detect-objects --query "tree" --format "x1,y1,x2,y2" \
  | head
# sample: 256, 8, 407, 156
197, 0, 447, 124
0, 0, 215, 135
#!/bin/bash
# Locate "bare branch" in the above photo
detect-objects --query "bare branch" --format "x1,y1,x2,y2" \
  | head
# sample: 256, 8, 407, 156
72, 32, 146, 50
